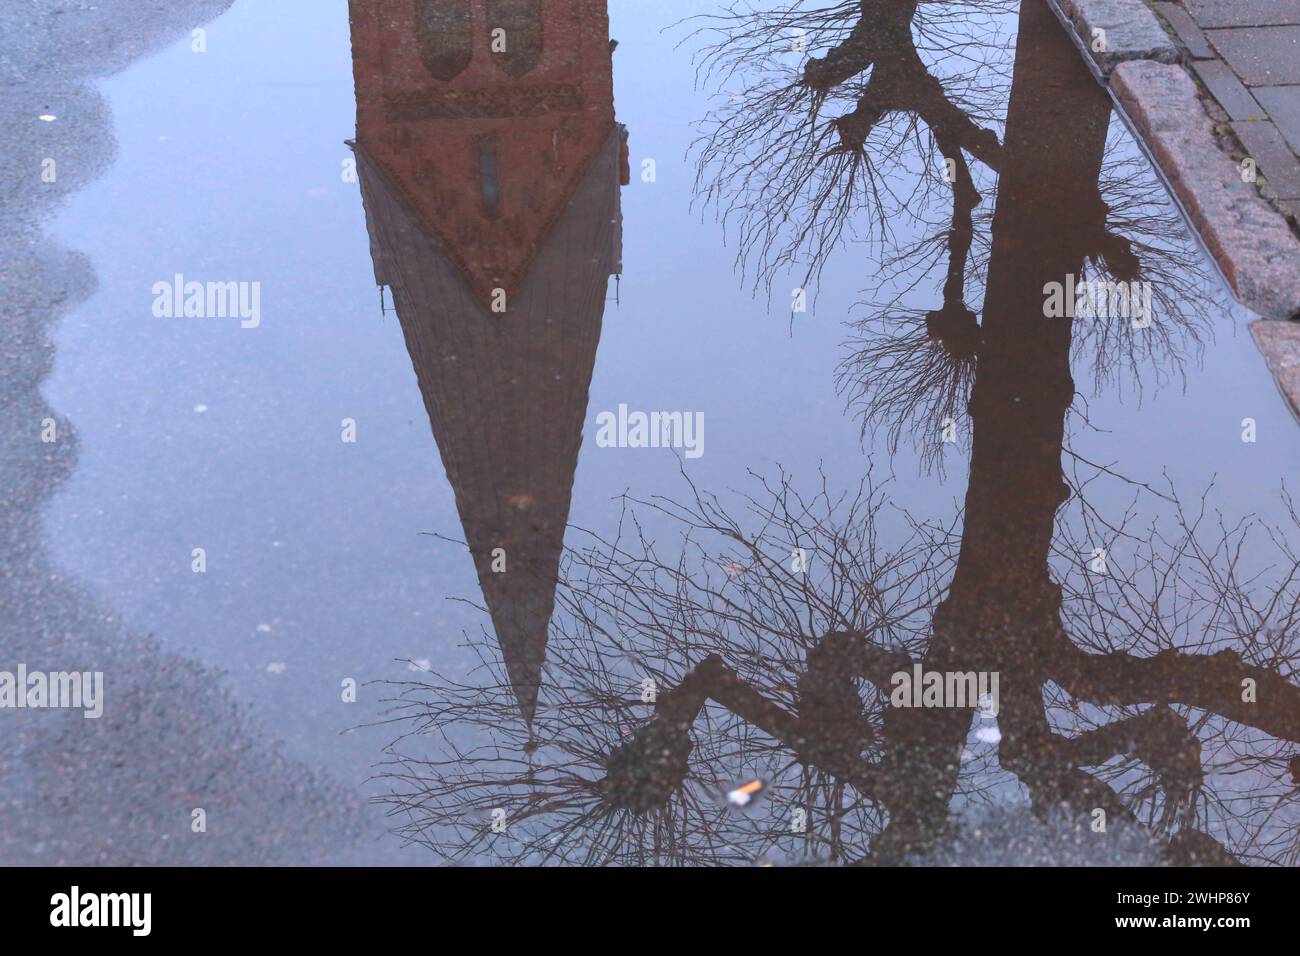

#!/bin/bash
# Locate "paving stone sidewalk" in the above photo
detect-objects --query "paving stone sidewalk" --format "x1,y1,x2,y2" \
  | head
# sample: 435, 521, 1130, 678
1154, 0, 1300, 218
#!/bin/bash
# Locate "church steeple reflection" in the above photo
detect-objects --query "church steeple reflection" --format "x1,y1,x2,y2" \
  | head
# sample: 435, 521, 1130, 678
349, 0, 627, 722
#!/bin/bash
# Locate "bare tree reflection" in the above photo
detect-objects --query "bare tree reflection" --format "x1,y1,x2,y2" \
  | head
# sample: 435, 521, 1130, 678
686, 0, 1011, 293
374, 471, 959, 864
374, 457, 1300, 865
684, 0, 1219, 469
838, 133, 1218, 471
371, 1, 1298, 866
1048, 476, 1300, 866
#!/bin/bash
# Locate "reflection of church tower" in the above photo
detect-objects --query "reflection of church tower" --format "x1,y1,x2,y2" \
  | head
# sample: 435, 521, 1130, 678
349, 0, 626, 723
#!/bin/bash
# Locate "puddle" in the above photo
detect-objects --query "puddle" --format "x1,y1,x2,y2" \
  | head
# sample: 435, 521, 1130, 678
4, 0, 1298, 865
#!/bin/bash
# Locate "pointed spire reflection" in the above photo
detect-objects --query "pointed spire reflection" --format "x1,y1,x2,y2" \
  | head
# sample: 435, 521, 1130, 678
349, 0, 627, 722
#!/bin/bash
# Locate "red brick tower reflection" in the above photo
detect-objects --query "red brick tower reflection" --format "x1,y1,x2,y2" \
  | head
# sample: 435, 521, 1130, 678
349, 0, 627, 723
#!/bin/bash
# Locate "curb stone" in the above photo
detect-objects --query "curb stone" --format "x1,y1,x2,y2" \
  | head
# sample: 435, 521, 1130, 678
1058, 0, 1180, 73
1251, 320, 1300, 423
1049, 0, 1300, 418
1110, 59, 1300, 320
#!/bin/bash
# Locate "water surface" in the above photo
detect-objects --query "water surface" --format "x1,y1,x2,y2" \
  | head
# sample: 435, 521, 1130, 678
4, 0, 1298, 866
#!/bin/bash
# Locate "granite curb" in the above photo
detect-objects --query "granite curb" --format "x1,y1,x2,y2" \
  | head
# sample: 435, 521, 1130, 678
1049, 0, 1300, 420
